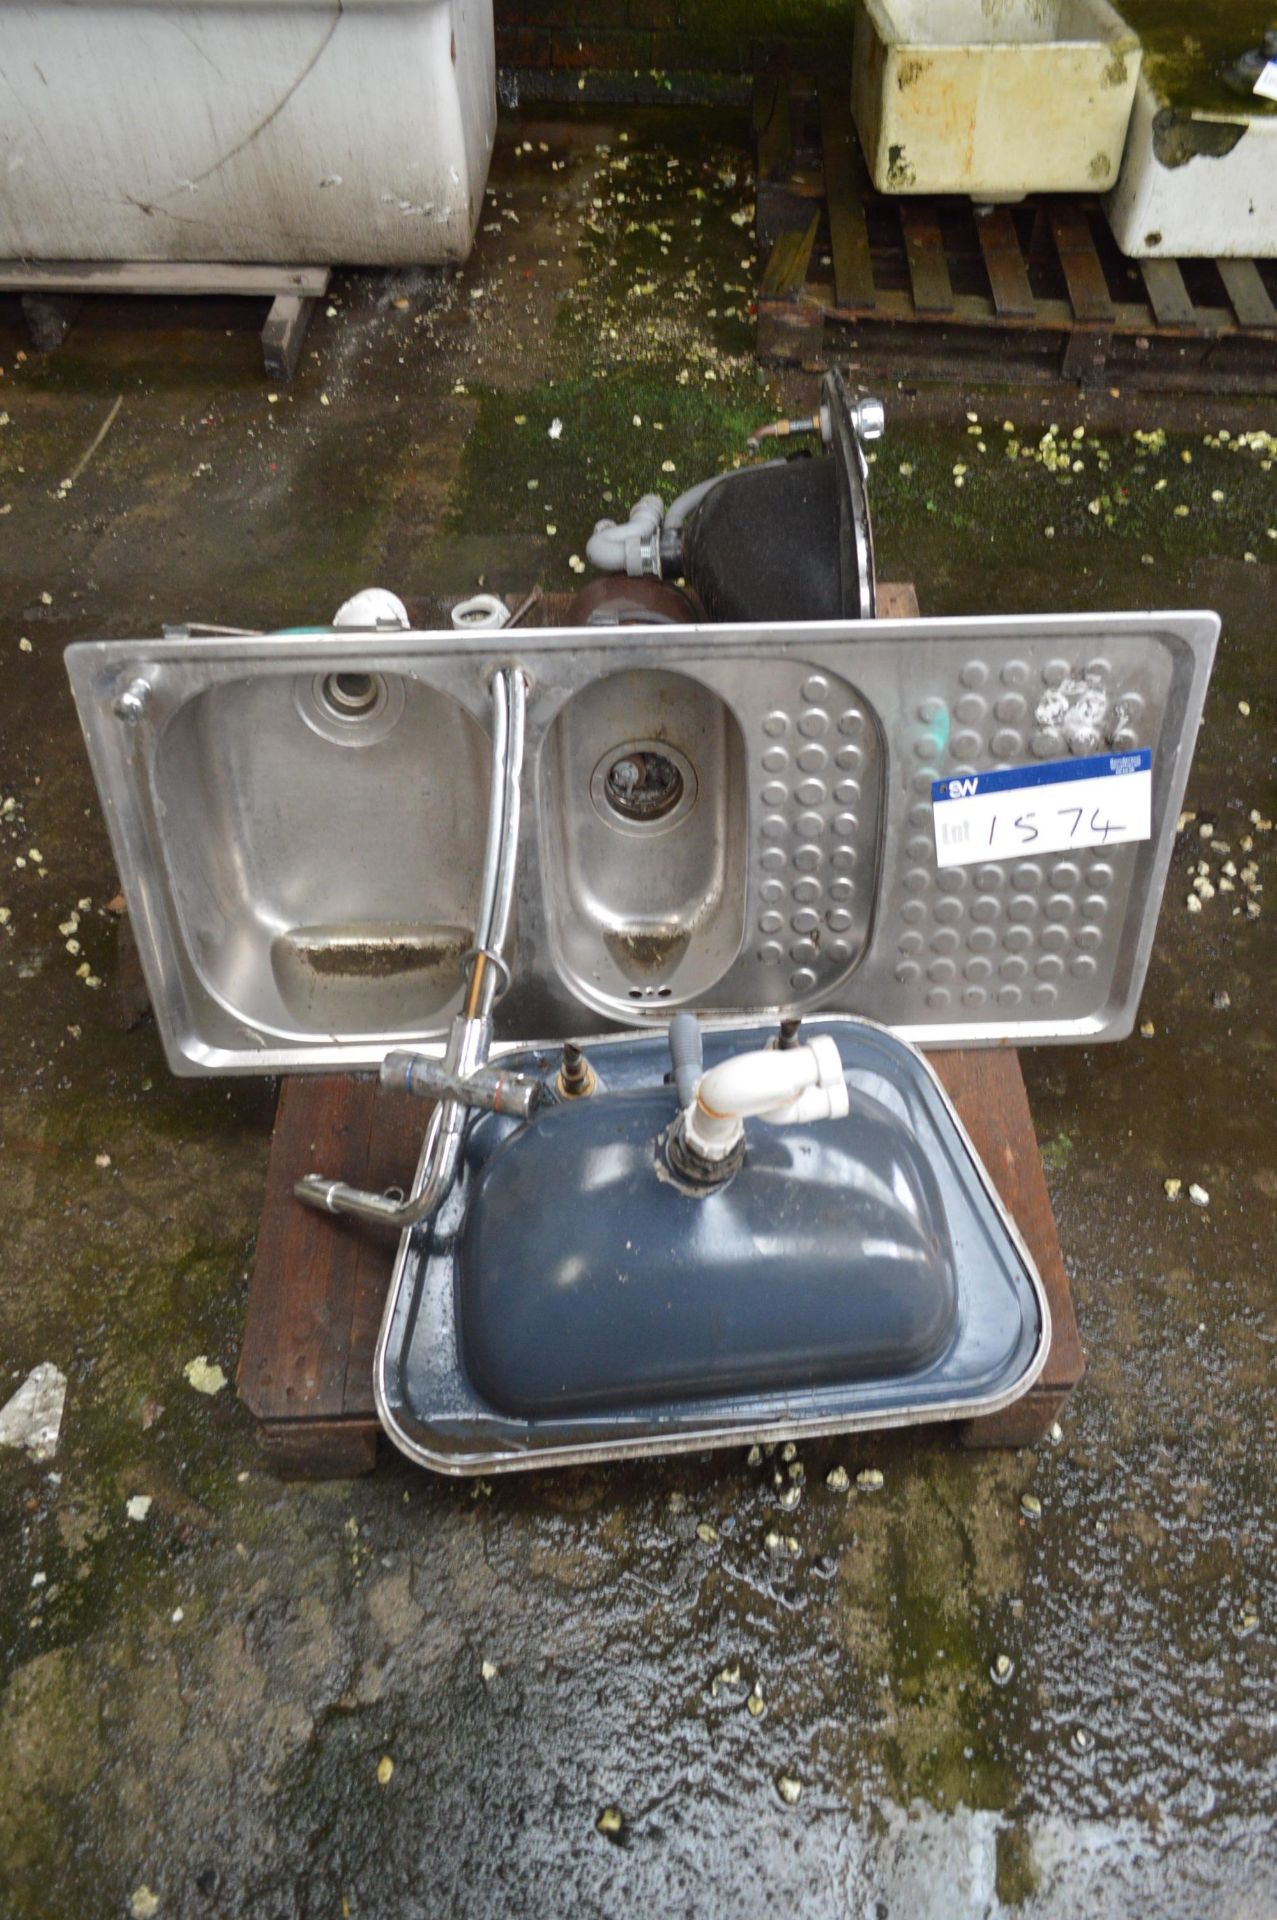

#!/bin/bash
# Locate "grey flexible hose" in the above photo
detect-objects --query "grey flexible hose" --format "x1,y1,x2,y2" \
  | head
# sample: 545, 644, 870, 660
668, 1011, 703, 1110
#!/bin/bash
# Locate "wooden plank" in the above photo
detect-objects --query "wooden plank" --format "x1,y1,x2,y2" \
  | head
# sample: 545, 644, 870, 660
256, 1419, 380, 1481
876, 580, 919, 620
1048, 208, 1114, 384
974, 206, 1036, 318
754, 70, 793, 183
823, 281, 1068, 329
756, 297, 825, 367
757, 211, 824, 363
1217, 257, 1277, 331
1061, 326, 1111, 384
760, 211, 819, 301
1198, 331, 1277, 390
0, 259, 330, 297
812, 330, 1277, 399
750, 69, 774, 140
928, 1050, 1085, 1448
817, 77, 875, 312
759, 283, 1277, 393
755, 174, 823, 250
261, 292, 317, 382
812, 271, 1233, 341
238, 1075, 418, 1431
344, 1094, 430, 1408
1048, 207, 1115, 322
20, 292, 82, 350
110, 912, 153, 1033
960, 1373, 1077, 1450
899, 203, 954, 315
1139, 256, 1198, 330
238, 1075, 374, 1427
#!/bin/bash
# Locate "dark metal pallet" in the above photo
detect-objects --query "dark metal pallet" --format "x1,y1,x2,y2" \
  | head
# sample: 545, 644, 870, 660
753, 72, 1277, 392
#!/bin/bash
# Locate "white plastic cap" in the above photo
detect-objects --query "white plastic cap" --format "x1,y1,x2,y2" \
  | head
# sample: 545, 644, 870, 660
450, 592, 510, 632
332, 588, 410, 630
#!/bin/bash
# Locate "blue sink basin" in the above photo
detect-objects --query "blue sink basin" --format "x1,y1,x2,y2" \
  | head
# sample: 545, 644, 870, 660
376, 1018, 1051, 1475
460, 1083, 958, 1418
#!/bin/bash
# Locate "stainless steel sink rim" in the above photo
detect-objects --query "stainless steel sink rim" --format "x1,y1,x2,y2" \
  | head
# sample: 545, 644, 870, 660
65, 608, 1218, 1069
372, 1014, 1053, 1475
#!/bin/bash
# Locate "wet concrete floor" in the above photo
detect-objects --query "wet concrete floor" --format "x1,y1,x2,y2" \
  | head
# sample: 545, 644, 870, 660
1, 107, 1274, 1919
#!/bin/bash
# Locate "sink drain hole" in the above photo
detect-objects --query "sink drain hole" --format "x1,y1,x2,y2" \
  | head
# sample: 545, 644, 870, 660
321, 671, 381, 719
604, 750, 685, 822
589, 737, 697, 836
298, 668, 406, 747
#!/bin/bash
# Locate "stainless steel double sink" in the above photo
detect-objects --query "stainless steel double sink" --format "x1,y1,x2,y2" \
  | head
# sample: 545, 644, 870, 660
66, 610, 1217, 1072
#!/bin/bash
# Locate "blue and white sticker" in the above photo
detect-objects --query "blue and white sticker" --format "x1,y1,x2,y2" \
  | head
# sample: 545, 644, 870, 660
931, 750, 1152, 869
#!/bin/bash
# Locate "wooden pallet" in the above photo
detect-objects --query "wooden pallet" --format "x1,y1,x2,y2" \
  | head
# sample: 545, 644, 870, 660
238, 1073, 417, 1478
236, 580, 1085, 1477
753, 72, 1277, 391
0, 260, 330, 380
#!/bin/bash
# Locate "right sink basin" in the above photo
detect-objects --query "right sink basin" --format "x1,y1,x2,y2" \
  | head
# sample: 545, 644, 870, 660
537, 665, 749, 1015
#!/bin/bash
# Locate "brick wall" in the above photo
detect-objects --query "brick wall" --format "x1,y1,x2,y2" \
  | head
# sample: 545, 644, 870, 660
495, 0, 853, 88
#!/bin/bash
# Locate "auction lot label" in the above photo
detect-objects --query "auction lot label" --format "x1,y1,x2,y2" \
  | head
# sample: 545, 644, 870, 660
932, 750, 1152, 870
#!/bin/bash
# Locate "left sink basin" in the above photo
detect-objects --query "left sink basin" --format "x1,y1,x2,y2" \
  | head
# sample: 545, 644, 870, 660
66, 633, 516, 1071
155, 668, 493, 1042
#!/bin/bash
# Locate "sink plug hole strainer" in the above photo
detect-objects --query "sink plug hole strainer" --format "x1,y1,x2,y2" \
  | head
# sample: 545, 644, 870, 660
590, 739, 698, 835
604, 750, 685, 822
298, 668, 406, 748
321, 671, 381, 718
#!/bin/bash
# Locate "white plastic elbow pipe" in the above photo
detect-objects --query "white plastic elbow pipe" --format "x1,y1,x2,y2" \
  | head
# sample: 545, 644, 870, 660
681, 1034, 849, 1162
585, 493, 665, 575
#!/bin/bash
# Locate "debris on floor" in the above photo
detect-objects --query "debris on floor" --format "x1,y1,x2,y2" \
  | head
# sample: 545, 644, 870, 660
0, 1363, 66, 1463
182, 1356, 228, 1396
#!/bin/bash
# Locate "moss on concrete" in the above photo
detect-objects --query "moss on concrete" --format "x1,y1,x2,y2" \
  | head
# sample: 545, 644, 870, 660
445, 370, 763, 590
869, 413, 1277, 614
441, 108, 772, 590
1119, 0, 1277, 120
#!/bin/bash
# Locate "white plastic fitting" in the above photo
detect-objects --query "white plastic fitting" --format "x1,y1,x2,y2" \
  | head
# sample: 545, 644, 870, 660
680, 1034, 850, 1162
450, 592, 510, 631
585, 493, 665, 577
332, 588, 410, 630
